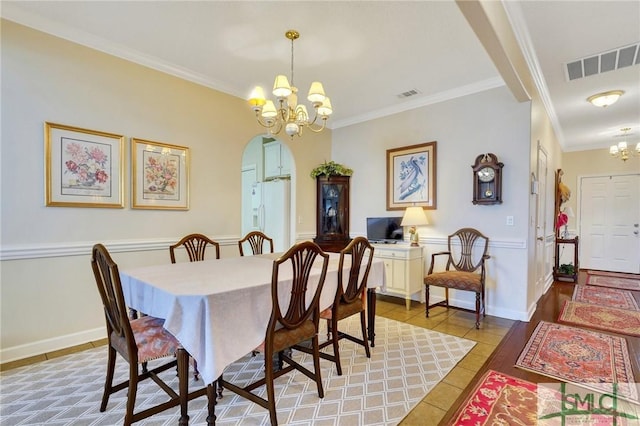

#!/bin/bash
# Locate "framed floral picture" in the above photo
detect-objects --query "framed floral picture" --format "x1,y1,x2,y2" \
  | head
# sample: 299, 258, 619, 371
386, 141, 437, 210
45, 122, 125, 208
131, 138, 189, 210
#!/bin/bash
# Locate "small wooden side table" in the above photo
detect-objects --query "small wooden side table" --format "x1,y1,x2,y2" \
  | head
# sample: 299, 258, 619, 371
553, 236, 579, 282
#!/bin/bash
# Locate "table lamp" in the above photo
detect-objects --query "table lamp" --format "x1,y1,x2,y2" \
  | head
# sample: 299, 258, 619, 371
401, 206, 429, 246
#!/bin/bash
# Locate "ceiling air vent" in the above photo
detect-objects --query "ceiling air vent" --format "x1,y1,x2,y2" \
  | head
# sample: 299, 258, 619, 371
564, 42, 639, 81
397, 89, 421, 99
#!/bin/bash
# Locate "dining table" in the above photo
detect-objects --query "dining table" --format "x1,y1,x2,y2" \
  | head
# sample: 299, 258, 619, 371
119, 251, 386, 388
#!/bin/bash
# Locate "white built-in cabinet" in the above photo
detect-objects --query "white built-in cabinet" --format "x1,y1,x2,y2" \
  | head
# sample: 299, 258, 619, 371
263, 141, 291, 180
373, 244, 424, 309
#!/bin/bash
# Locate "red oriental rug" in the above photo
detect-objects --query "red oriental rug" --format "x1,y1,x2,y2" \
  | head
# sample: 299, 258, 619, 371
515, 321, 637, 401
559, 300, 640, 337
586, 274, 640, 291
588, 270, 640, 279
573, 285, 639, 311
451, 370, 539, 425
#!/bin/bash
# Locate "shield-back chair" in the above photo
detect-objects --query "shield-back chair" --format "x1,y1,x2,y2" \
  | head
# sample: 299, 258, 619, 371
238, 231, 274, 256
423, 228, 490, 329
91, 243, 215, 425
219, 241, 329, 425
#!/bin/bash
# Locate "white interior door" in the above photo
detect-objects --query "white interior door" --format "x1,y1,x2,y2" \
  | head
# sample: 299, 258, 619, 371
579, 174, 640, 273
534, 146, 550, 299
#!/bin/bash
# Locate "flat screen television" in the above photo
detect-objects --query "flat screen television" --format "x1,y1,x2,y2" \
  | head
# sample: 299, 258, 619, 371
366, 217, 404, 243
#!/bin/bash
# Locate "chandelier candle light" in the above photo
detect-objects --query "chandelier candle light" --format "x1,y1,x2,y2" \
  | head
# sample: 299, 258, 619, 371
610, 128, 640, 162
248, 30, 333, 138
401, 206, 429, 247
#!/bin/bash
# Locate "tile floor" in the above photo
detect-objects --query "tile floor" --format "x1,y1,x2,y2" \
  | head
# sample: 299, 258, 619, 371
374, 297, 515, 425
0, 296, 514, 425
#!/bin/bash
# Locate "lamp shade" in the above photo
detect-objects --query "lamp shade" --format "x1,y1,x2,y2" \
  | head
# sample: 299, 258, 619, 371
401, 206, 429, 226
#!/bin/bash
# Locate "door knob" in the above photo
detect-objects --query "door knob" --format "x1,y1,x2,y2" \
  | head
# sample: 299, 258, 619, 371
537, 237, 544, 241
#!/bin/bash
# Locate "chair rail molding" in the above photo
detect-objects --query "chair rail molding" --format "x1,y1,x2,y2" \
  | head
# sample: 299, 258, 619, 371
0, 236, 239, 261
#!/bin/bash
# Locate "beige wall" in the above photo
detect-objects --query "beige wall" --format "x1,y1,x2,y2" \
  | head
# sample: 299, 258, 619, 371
0, 20, 331, 361
333, 86, 533, 322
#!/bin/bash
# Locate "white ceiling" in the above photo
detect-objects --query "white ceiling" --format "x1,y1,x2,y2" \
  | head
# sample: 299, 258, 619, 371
2, 1, 639, 152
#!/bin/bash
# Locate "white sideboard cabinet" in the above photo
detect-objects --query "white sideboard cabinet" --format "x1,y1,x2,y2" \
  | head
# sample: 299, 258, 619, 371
372, 244, 424, 310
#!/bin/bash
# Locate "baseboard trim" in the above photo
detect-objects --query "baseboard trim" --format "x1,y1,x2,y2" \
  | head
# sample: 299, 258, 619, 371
0, 326, 106, 364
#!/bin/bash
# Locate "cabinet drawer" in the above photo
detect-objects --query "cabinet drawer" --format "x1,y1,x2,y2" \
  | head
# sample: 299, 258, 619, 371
374, 248, 412, 260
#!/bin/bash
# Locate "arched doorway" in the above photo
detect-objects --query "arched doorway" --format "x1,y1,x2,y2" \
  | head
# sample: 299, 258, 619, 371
241, 135, 296, 252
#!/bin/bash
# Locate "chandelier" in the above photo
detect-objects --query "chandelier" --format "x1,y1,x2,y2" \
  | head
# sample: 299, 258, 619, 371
610, 128, 640, 161
248, 30, 333, 138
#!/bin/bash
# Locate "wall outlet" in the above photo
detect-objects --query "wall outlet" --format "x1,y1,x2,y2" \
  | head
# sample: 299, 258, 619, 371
506, 216, 514, 226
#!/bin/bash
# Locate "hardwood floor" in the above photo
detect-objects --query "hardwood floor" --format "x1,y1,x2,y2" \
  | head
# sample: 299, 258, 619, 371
439, 270, 640, 425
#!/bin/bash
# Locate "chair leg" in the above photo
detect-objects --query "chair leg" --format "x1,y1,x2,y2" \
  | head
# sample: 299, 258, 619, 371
264, 350, 278, 426
475, 292, 481, 329
312, 335, 325, 399
425, 285, 430, 318
360, 311, 371, 359
100, 346, 117, 412
124, 362, 139, 426
331, 317, 342, 376
482, 286, 486, 318
178, 348, 190, 426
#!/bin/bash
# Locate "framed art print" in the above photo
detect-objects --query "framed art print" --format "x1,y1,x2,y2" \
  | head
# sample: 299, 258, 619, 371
131, 138, 189, 210
45, 122, 124, 208
386, 141, 437, 210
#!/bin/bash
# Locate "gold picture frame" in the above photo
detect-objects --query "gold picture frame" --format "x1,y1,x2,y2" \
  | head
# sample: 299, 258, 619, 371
386, 141, 437, 210
45, 122, 125, 208
131, 138, 190, 210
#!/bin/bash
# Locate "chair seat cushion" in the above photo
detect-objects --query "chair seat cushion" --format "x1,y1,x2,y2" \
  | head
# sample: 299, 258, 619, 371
256, 320, 317, 354
424, 271, 482, 292
320, 299, 363, 321
112, 315, 181, 364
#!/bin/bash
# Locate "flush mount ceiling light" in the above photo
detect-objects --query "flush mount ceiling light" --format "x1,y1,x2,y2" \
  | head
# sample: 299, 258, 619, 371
610, 127, 640, 162
248, 30, 333, 138
587, 90, 624, 107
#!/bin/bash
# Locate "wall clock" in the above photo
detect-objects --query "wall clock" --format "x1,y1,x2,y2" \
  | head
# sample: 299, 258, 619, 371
472, 153, 504, 205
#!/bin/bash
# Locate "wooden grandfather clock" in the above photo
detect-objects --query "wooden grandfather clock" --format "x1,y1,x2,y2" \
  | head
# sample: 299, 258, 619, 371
314, 175, 351, 252
472, 153, 504, 205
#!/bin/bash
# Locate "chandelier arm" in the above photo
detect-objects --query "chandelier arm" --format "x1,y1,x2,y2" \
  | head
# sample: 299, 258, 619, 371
305, 119, 328, 133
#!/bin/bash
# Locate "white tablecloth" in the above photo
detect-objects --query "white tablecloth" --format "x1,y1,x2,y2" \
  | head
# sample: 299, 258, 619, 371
119, 252, 385, 385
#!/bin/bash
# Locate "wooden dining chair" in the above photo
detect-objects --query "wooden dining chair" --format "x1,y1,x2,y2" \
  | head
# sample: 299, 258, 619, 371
238, 231, 274, 256
424, 228, 490, 329
169, 233, 220, 380
219, 241, 329, 426
170, 233, 220, 263
91, 244, 215, 425
297, 236, 374, 376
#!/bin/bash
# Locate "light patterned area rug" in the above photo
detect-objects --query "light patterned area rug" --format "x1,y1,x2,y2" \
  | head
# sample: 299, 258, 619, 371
0, 316, 475, 425
573, 285, 640, 311
586, 274, 640, 291
515, 321, 638, 401
559, 300, 640, 337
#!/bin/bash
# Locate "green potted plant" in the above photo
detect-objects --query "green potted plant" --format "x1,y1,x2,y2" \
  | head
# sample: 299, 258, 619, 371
558, 263, 575, 275
310, 161, 353, 179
